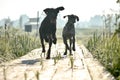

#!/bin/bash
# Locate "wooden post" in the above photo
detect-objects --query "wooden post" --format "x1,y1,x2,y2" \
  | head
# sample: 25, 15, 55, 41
36, 11, 39, 37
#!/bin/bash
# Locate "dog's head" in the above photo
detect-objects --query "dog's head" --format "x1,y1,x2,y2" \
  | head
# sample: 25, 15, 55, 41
64, 14, 79, 23
44, 6, 64, 19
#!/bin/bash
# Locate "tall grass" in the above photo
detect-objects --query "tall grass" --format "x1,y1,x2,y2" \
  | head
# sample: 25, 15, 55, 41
87, 32, 120, 80
0, 27, 40, 63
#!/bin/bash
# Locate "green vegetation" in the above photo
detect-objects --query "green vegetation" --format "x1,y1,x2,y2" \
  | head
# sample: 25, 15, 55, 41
35, 71, 40, 80
53, 52, 61, 65
3, 66, 7, 80
86, 1, 120, 78
0, 27, 40, 63
24, 72, 27, 80
69, 56, 74, 69
87, 32, 120, 80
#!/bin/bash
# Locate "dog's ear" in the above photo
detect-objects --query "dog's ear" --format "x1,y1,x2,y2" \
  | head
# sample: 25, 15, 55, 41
63, 15, 69, 18
43, 8, 51, 14
56, 6, 64, 11
74, 15, 79, 21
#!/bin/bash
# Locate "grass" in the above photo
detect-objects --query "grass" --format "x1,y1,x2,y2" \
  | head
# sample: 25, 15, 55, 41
53, 52, 61, 65
0, 27, 41, 80
35, 71, 40, 80
69, 56, 74, 69
3, 66, 7, 80
24, 72, 27, 80
0, 27, 40, 63
86, 31, 120, 80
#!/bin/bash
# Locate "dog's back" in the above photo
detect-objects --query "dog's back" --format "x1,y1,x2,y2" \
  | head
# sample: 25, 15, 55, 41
62, 22, 75, 39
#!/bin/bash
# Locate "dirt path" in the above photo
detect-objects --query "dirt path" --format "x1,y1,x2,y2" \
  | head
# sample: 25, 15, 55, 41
0, 43, 115, 80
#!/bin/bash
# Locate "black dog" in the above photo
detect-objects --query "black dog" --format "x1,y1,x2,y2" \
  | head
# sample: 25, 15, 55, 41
39, 6, 64, 59
62, 14, 79, 56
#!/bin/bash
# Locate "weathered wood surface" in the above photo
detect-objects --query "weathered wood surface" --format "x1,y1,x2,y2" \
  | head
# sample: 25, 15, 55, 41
0, 43, 115, 80
80, 45, 115, 80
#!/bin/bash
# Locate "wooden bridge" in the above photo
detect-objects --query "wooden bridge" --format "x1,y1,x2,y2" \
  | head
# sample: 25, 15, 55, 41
0, 43, 115, 80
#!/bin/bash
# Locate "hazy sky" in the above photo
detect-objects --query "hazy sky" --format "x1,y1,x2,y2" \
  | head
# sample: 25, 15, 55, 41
0, 0, 119, 21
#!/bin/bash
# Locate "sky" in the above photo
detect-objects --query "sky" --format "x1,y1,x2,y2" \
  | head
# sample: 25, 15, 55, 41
0, 0, 119, 21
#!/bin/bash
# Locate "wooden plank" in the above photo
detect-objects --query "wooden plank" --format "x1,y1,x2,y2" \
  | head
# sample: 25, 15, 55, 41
52, 45, 92, 80
0, 43, 114, 80
80, 45, 115, 80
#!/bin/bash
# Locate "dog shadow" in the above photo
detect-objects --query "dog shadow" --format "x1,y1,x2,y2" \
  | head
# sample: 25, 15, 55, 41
21, 58, 40, 65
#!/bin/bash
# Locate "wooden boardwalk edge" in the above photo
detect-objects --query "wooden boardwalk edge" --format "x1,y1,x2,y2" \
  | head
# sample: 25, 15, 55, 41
80, 45, 115, 80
